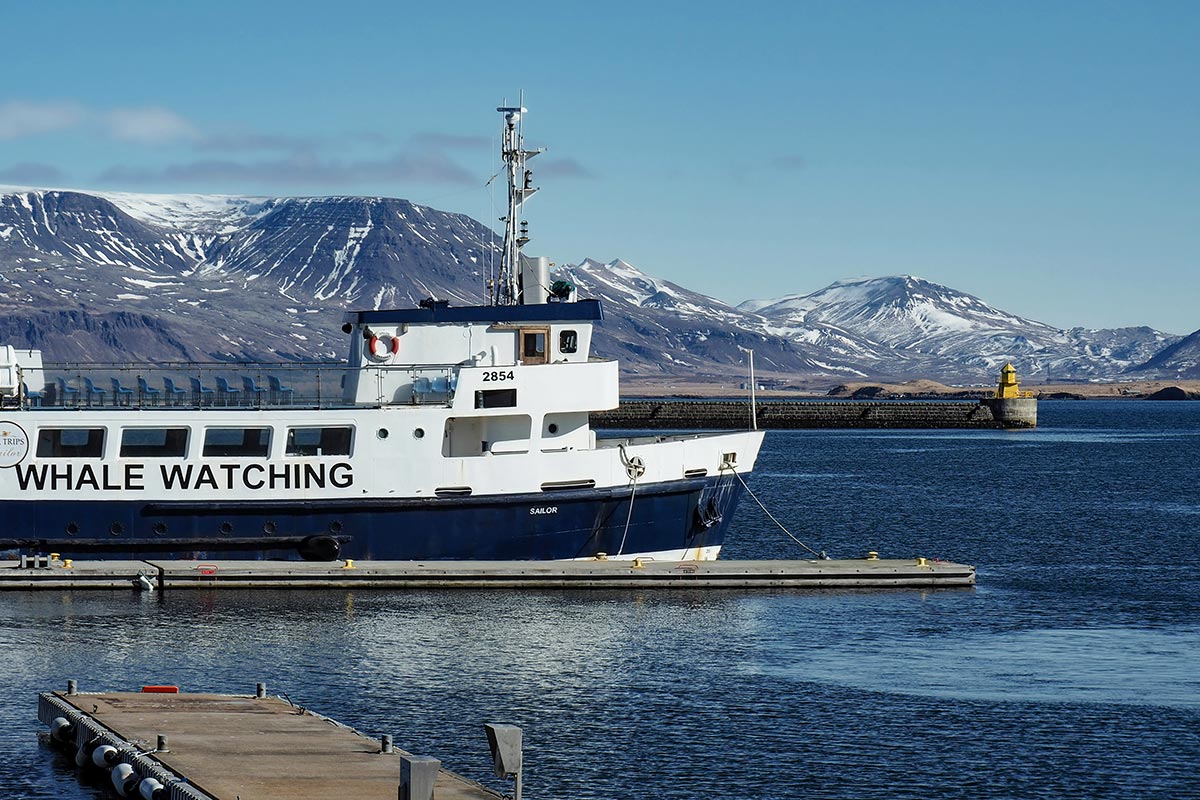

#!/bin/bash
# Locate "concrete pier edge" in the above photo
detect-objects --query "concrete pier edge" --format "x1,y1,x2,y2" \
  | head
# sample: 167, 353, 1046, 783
2, 557, 976, 590
592, 398, 1036, 429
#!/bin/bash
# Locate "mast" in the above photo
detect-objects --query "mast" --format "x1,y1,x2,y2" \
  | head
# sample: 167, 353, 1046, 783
494, 103, 544, 305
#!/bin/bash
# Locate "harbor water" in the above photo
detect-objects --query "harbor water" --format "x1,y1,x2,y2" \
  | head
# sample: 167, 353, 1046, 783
2, 400, 1198, 799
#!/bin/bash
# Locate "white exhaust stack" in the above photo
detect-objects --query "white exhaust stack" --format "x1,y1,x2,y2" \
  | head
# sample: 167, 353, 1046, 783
519, 255, 550, 304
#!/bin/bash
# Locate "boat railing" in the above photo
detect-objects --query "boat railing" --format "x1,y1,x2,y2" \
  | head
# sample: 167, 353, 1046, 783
9, 361, 460, 411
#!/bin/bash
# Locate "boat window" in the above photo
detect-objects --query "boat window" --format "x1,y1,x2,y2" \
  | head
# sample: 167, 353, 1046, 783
559, 330, 578, 354
36, 428, 105, 458
203, 427, 271, 458
120, 428, 189, 458
520, 328, 548, 365
475, 388, 517, 409
286, 426, 353, 457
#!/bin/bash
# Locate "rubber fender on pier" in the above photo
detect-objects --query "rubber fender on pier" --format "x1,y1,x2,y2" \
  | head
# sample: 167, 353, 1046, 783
49, 716, 74, 744
92, 744, 120, 769
299, 534, 342, 561
76, 737, 107, 768
138, 777, 168, 800
111, 762, 139, 797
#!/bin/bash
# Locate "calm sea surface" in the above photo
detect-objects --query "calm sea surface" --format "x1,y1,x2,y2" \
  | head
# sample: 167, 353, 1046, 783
2, 401, 1198, 799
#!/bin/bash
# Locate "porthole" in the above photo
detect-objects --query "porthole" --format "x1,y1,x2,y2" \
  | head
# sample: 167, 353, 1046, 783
109, 522, 124, 536
219, 521, 234, 536
548, 423, 559, 434
263, 521, 277, 535
413, 427, 425, 439
65, 522, 79, 536
377, 428, 389, 440
153, 522, 168, 536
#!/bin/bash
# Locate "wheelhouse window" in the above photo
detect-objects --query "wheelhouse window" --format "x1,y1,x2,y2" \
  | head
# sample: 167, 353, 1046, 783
286, 426, 353, 457
203, 427, 271, 458
36, 428, 105, 458
520, 328, 548, 365
120, 428, 189, 458
559, 330, 578, 354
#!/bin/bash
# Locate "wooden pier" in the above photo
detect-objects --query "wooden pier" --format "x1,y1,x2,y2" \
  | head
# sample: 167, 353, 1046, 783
39, 686, 502, 800
3, 556, 975, 590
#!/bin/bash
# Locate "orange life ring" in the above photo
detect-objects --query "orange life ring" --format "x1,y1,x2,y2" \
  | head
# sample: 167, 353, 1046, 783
367, 334, 400, 359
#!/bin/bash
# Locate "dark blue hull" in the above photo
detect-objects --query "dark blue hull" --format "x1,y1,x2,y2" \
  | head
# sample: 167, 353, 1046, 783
0, 476, 744, 561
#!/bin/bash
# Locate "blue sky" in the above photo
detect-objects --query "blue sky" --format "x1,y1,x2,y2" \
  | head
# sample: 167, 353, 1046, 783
2, 1, 1197, 334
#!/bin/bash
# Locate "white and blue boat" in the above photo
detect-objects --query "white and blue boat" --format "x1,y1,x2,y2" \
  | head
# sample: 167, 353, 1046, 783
0, 106, 764, 562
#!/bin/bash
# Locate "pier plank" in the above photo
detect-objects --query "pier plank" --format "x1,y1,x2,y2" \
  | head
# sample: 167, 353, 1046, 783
52, 691, 498, 800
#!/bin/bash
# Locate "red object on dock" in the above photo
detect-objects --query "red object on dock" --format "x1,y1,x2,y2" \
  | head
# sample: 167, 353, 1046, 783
141, 685, 179, 693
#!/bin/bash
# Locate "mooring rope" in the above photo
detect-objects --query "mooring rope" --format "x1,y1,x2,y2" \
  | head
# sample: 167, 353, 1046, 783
723, 466, 827, 559
617, 443, 646, 556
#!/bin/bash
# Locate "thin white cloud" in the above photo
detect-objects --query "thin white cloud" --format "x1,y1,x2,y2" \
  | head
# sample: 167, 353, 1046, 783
97, 149, 478, 188
0, 101, 86, 140
0, 100, 198, 145
103, 107, 199, 144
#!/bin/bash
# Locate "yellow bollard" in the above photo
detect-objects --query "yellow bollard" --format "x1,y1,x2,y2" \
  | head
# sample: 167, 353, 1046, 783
866, 551, 879, 560
916, 557, 928, 567
632, 557, 646, 569
50, 552, 60, 562
62, 559, 73, 570
342, 559, 355, 570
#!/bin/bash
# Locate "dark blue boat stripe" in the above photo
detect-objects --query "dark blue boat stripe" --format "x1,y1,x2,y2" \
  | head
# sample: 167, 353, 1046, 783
1, 476, 743, 561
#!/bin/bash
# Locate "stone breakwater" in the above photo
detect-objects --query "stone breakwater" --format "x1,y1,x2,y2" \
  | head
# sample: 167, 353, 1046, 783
592, 398, 1037, 429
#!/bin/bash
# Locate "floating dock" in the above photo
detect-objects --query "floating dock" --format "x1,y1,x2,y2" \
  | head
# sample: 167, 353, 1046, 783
2, 556, 975, 590
39, 685, 503, 800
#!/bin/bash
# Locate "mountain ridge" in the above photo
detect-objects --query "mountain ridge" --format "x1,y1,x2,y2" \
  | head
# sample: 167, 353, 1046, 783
0, 187, 1189, 384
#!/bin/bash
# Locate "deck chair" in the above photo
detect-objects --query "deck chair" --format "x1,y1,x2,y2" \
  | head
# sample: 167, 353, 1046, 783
83, 377, 107, 406
190, 377, 215, 406
242, 376, 268, 405
138, 376, 162, 405
57, 378, 80, 406
110, 378, 134, 406
215, 376, 241, 406
163, 377, 188, 405
268, 375, 294, 404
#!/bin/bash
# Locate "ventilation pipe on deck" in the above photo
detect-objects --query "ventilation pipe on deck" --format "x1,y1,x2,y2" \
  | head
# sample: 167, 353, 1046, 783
519, 255, 549, 304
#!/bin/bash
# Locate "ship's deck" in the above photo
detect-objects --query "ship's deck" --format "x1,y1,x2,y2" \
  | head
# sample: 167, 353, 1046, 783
8, 361, 445, 410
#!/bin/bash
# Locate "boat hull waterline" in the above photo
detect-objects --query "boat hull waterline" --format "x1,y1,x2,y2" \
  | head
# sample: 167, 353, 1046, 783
0, 475, 745, 561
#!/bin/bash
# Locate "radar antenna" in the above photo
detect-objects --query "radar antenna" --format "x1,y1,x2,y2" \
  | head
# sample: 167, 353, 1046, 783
494, 99, 544, 305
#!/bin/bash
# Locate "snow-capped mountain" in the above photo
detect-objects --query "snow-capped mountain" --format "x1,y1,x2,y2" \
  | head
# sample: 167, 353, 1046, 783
559, 258, 903, 378
0, 186, 1186, 383
741, 276, 1179, 381
1128, 328, 1200, 379
0, 188, 496, 362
